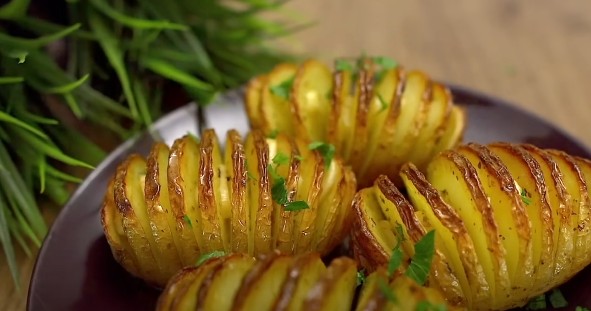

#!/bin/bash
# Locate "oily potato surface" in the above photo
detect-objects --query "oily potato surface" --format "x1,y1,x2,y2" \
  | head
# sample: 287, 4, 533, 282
351, 142, 591, 310
101, 129, 356, 287
157, 252, 457, 311
245, 57, 466, 187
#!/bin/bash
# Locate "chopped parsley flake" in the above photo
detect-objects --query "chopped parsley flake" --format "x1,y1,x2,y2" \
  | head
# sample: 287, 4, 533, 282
521, 188, 532, 205
377, 93, 389, 112
272, 152, 290, 166
284, 200, 309, 211
549, 289, 568, 308
405, 230, 436, 285
356, 270, 366, 286
415, 300, 448, 311
377, 276, 397, 303
268, 129, 279, 139
268, 161, 309, 212
308, 141, 336, 168
525, 294, 547, 310
335, 59, 354, 71
195, 251, 225, 266
373, 56, 398, 70
270, 76, 294, 100
183, 215, 192, 228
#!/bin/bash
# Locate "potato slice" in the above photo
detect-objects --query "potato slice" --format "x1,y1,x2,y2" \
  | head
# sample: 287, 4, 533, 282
292, 60, 333, 142
196, 254, 255, 311
520, 145, 574, 284
546, 149, 590, 272
144, 143, 184, 270
232, 253, 293, 311
225, 130, 248, 252
402, 163, 488, 306
244, 74, 266, 130
429, 105, 466, 160
171, 257, 226, 311
156, 266, 201, 311
331, 68, 359, 160
304, 257, 358, 311
484, 143, 555, 293
114, 155, 165, 286
259, 64, 298, 136
101, 178, 141, 278
273, 253, 327, 311
168, 136, 203, 259
347, 67, 375, 175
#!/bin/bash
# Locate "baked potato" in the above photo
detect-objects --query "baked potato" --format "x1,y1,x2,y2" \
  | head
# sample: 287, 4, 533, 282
351, 142, 591, 310
101, 129, 356, 287
244, 57, 466, 187
156, 252, 456, 311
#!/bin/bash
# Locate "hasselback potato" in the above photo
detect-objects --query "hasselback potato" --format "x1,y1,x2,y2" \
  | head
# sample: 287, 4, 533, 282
351, 142, 591, 310
156, 252, 456, 311
101, 129, 356, 287
244, 57, 466, 187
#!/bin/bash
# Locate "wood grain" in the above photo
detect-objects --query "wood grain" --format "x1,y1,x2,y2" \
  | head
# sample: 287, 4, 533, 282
2, 1, 591, 310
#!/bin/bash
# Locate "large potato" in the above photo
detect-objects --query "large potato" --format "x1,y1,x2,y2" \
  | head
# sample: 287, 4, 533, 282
101, 129, 356, 287
156, 252, 456, 311
244, 57, 466, 187
351, 142, 591, 310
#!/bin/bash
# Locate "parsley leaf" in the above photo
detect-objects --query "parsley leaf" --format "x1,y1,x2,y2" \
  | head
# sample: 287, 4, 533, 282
268, 129, 279, 139
309, 141, 336, 168
356, 270, 366, 286
285, 200, 309, 211
549, 289, 568, 308
521, 188, 531, 205
195, 251, 225, 266
377, 93, 389, 112
405, 230, 436, 285
373, 56, 398, 70
377, 276, 397, 303
387, 247, 404, 277
183, 215, 192, 228
525, 294, 547, 310
271, 177, 289, 205
416, 300, 448, 311
272, 152, 290, 166
335, 59, 354, 71
270, 76, 294, 100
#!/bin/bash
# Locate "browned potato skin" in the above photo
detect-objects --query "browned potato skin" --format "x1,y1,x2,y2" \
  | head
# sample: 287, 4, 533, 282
351, 142, 591, 310
244, 58, 466, 188
101, 129, 356, 287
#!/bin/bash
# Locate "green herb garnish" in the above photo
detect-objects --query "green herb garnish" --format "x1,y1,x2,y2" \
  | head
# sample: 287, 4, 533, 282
294, 155, 304, 161
405, 230, 436, 285
377, 93, 389, 112
272, 152, 290, 167
183, 215, 192, 228
525, 294, 547, 310
335, 59, 354, 71
268, 161, 309, 212
270, 76, 295, 100
521, 188, 531, 205
356, 269, 366, 286
268, 129, 279, 139
373, 56, 398, 69
284, 200, 310, 211
415, 300, 448, 311
387, 224, 406, 277
247, 171, 257, 181
308, 141, 336, 168
195, 251, 225, 266
377, 276, 397, 303
549, 289, 568, 308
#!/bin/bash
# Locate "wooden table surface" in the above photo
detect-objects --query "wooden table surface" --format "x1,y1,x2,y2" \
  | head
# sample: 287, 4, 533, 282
2, 0, 591, 310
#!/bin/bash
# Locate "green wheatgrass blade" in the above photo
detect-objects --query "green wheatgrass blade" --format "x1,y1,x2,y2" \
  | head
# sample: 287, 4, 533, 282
131, 76, 153, 126
12, 129, 93, 169
0, 111, 48, 139
37, 156, 46, 193
8, 217, 32, 257
87, 11, 139, 120
43, 175, 70, 205
14, 16, 95, 40
20, 111, 59, 125
63, 93, 83, 118
45, 165, 83, 183
0, 76, 24, 84
42, 74, 89, 94
0, 23, 80, 49
43, 126, 107, 167
8, 194, 42, 247
141, 56, 214, 91
89, 0, 187, 30
0, 190, 19, 286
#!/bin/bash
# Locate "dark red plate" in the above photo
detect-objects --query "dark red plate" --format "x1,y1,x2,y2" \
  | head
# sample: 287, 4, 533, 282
27, 87, 591, 311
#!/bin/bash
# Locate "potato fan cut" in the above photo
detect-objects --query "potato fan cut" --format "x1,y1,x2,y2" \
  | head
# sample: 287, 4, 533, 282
245, 57, 466, 187
100, 129, 357, 287
351, 142, 591, 310
156, 252, 455, 311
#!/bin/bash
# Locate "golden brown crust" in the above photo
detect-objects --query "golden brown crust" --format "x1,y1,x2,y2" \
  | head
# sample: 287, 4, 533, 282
351, 192, 390, 272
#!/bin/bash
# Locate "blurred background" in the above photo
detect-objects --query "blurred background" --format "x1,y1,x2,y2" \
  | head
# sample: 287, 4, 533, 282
1, 0, 591, 309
